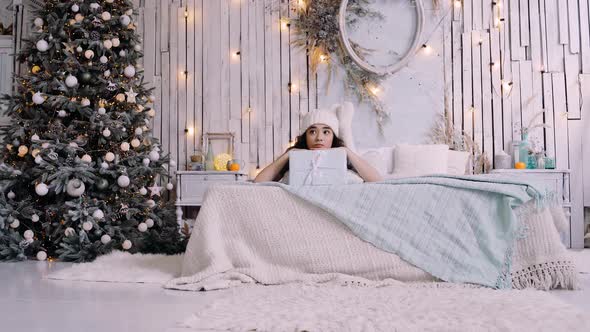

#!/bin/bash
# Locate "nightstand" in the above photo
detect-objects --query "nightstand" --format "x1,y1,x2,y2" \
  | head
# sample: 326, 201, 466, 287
175, 171, 248, 225
489, 169, 572, 248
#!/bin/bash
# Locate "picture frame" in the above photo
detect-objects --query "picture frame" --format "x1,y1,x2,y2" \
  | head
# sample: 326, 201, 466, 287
202, 132, 235, 158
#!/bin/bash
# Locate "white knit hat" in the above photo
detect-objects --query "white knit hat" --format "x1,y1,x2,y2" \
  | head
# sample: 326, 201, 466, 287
300, 102, 356, 151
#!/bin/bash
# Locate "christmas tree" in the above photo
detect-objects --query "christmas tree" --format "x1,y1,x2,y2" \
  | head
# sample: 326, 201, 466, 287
0, 0, 186, 262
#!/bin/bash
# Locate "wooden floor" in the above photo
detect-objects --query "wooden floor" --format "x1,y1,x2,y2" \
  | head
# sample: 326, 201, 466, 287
1, 255, 589, 332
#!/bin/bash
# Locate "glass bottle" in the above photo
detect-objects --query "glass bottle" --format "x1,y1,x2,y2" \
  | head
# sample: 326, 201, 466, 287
518, 133, 530, 167
205, 144, 214, 171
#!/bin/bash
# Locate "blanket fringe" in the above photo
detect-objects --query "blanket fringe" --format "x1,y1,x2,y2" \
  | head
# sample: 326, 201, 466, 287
511, 261, 579, 291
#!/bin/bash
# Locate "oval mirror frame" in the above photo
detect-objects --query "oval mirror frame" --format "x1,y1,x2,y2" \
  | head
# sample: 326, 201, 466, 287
338, 0, 425, 75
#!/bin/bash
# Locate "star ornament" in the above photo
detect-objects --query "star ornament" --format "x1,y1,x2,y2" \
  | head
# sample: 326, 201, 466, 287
125, 88, 138, 103
148, 183, 162, 197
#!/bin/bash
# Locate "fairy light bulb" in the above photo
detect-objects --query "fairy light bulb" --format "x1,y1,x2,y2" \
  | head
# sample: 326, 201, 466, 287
454, 0, 462, 7
280, 19, 290, 30
186, 127, 194, 135
422, 44, 432, 54
502, 80, 513, 91
319, 54, 328, 62
184, 9, 189, 18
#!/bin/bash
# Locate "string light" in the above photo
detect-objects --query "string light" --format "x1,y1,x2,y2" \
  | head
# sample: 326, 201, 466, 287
502, 80, 513, 91
232, 51, 241, 58
319, 54, 328, 62
280, 18, 290, 30
490, 62, 499, 69
454, 0, 462, 7
184, 8, 189, 18
297, 0, 306, 10
422, 44, 432, 54
185, 127, 194, 135
468, 105, 476, 113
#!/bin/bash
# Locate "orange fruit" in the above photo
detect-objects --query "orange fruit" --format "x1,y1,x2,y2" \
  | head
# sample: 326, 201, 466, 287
229, 163, 240, 171
514, 162, 526, 169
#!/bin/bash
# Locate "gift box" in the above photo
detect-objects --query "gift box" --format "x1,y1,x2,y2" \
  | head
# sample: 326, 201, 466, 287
288, 148, 347, 186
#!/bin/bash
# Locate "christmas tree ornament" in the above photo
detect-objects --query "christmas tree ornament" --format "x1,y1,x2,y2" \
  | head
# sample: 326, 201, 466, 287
123, 65, 136, 78
100, 234, 111, 244
119, 142, 130, 152
31, 214, 39, 222
166, 183, 174, 190
100, 161, 109, 169
148, 183, 162, 197
66, 179, 85, 197
92, 209, 105, 220
98, 107, 106, 115
115, 93, 126, 102
99, 56, 108, 64
81, 98, 91, 106
64, 227, 76, 237
138, 223, 148, 232
69, 142, 78, 149
10, 219, 20, 228
36, 251, 47, 261
96, 178, 108, 190
139, 187, 148, 195
103, 40, 113, 49
35, 183, 49, 196
145, 219, 154, 228
130, 138, 140, 148
65, 75, 78, 87
101, 11, 111, 21
82, 221, 93, 231
146, 199, 156, 208
119, 50, 126, 57
6, 144, 12, 151
111, 38, 120, 47
142, 158, 150, 166
149, 150, 160, 161
107, 82, 117, 91
12, 139, 20, 147
69, 19, 76, 25
31, 149, 40, 157
34, 156, 43, 164
122, 240, 132, 250
102, 128, 111, 137
31, 65, 41, 74
126, 9, 133, 15
125, 88, 137, 103
7, 191, 15, 199
120, 15, 131, 26
81, 154, 92, 163
71, 4, 79, 12
58, 110, 67, 117
148, 95, 156, 102
90, 3, 100, 11
169, 159, 177, 168
84, 50, 95, 59
90, 31, 100, 41
23, 230, 34, 240
104, 70, 111, 77
134, 127, 143, 135
34, 18, 43, 27
75, 14, 84, 22
81, 72, 92, 82
31, 134, 40, 141
76, 46, 83, 53
105, 152, 115, 162
106, 0, 114, 3
32, 92, 45, 104
36, 40, 49, 52
136, 105, 144, 113
134, 45, 141, 51
17, 145, 29, 157
117, 175, 130, 187
41, 142, 49, 149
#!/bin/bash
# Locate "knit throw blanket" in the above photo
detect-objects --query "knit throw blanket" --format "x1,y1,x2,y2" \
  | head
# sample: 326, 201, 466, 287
165, 181, 577, 291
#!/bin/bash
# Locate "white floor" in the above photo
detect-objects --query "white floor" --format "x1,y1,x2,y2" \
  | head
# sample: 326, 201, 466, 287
1, 258, 589, 332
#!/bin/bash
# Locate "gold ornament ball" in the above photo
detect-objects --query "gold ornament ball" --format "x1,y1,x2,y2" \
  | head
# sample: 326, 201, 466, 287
32, 65, 41, 74
18, 145, 29, 157
116, 93, 126, 102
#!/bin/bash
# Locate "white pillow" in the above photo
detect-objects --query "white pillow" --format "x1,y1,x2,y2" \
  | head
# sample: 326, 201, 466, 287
360, 147, 395, 175
447, 150, 470, 175
392, 144, 449, 176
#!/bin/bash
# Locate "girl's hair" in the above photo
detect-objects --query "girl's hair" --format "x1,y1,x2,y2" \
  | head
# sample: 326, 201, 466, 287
275, 128, 354, 181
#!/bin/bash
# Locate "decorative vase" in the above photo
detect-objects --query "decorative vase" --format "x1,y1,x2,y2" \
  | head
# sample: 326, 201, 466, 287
205, 144, 214, 171
544, 156, 556, 169
535, 153, 545, 169
518, 133, 531, 167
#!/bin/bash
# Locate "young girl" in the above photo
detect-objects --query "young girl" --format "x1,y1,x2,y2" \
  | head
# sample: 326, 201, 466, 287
254, 106, 382, 183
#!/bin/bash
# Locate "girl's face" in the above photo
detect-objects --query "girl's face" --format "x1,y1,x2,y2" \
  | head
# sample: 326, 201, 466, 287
305, 124, 334, 150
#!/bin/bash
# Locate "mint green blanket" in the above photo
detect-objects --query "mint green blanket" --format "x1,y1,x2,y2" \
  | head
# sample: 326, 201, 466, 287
264, 175, 544, 289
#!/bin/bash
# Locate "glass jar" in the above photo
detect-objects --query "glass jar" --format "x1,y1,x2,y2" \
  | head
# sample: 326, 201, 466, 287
535, 152, 545, 169
544, 156, 556, 169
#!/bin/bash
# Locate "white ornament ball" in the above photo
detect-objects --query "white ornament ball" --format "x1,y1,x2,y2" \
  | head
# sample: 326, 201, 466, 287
142, 158, 150, 166
18, 145, 28, 157
90, 3, 99, 10
102, 128, 111, 137
36, 40, 49, 52
120, 142, 130, 152
100, 162, 109, 169
147, 109, 156, 117
69, 142, 78, 148
115, 93, 126, 102
32, 92, 45, 104
139, 187, 147, 195
119, 50, 126, 57
106, 0, 114, 3
64, 227, 76, 237
71, 4, 79, 12
149, 150, 160, 162
41, 143, 49, 148
35, 183, 49, 196
76, 46, 83, 53
130, 138, 140, 148
31, 134, 40, 141
36, 251, 47, 261
166, 183, 174, 190
81, 154, 92, 163
104, 153, 115, 162
58, 110, 67, 117
146, 199, 156, 208
122, 240, 132, 250
98, 107, 106, 115
75, 14, 84, 22
103, 40, 113, 49
100, 234, 111, 244
138, 223, 148, 232
134, 45, 141, 51
31, 214, 39, 222
81, 98, 91, 106
84, 50, 94, 59
24, 230, 34, 240
34, 156, 43, 164
120, 15, 131, 26
7, 191, 15, 199
117, 175, 130, 187
124, 65, 136, 78
100, 56, 108, 64
65, 75, 78, 87
82, 221, 93, 231
66, 179, 85, 197
92, 209, 104, 220
145, 219, 154, 228
111, 38, 120, 47
126, 9, 133, 16
169, 160, 176, 168
148, 95, 156, 102
101, 11, 111, 21
10, 219, 19, 228
134, 128, 143, 136
34, 18, 43, 27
